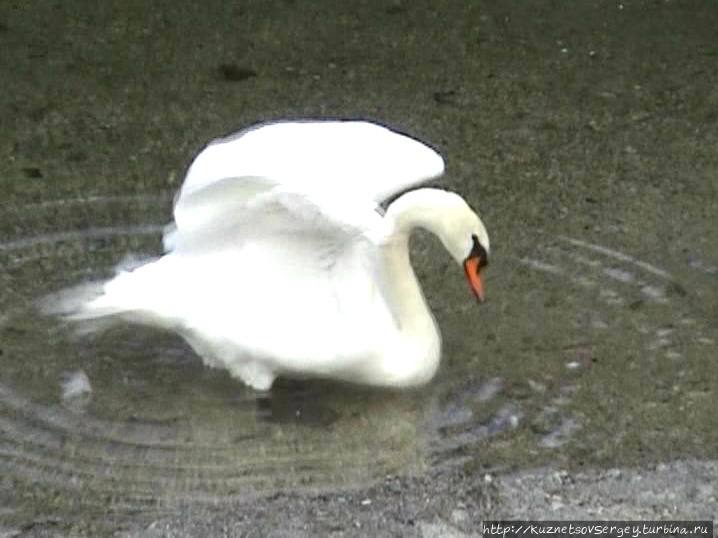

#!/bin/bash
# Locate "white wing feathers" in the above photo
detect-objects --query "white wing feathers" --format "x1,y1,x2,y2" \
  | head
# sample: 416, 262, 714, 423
163, 176, 277, 251
178, 120, 445, 203
164, 175, 384, 256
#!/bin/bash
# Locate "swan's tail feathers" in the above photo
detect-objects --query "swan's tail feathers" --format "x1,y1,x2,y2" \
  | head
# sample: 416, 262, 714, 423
40, 258, 169, 333
39, 279, 125, 334
40, 280, 107, 318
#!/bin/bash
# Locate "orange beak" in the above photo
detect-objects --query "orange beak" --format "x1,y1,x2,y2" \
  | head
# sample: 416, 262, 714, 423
463, 256, 485, 303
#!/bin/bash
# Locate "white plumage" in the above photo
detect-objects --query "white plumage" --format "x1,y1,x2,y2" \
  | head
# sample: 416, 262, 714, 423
65, 120, 490, 390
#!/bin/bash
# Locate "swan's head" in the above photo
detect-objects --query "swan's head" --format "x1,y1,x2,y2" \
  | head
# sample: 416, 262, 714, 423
387, 188, 490, 302
436, 194, 490, 303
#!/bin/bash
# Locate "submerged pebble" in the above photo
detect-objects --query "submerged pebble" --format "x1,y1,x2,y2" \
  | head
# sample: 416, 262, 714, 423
61, 370, 92, 409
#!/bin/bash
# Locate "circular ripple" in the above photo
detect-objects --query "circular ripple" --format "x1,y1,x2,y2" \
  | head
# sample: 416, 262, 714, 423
517, 233, 715, 358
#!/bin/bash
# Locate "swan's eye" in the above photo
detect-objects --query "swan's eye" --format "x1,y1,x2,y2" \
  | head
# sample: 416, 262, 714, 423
470, 234, 489, 269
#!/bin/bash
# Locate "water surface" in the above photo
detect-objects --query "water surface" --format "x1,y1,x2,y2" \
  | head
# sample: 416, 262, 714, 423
1, 192, 715, 522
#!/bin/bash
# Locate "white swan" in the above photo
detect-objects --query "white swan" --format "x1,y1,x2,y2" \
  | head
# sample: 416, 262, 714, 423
71, 120, 490, 390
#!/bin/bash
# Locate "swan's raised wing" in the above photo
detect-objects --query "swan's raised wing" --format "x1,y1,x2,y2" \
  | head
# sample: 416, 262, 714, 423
179, 120, 445, 204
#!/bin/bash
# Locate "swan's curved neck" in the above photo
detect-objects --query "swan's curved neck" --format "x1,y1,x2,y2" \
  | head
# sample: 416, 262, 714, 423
380, 189, 448, 335
370, 189, 449, 384
379, 232, 428, 332
361, 188, 469, 385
